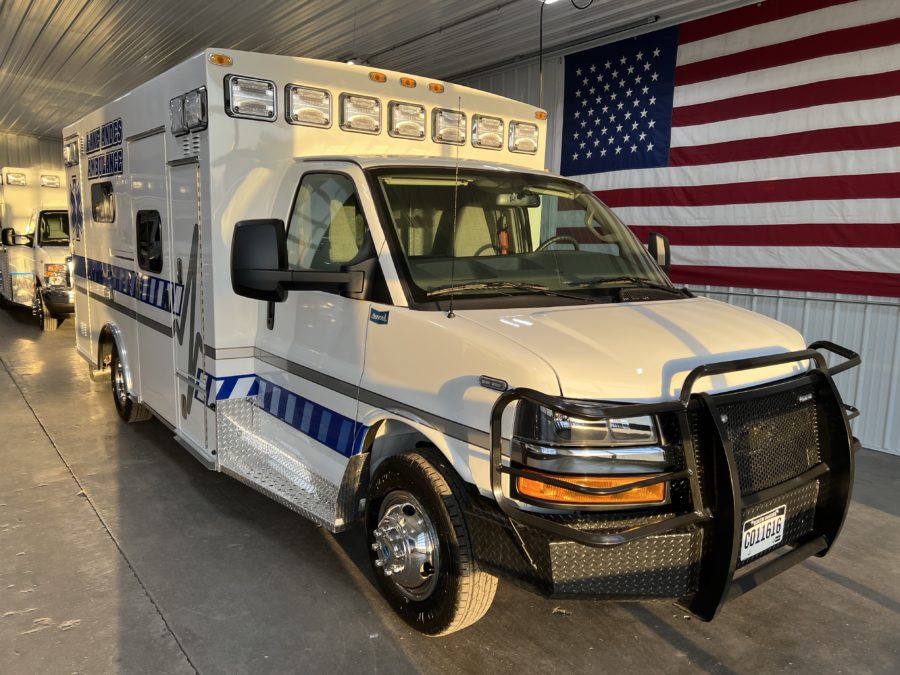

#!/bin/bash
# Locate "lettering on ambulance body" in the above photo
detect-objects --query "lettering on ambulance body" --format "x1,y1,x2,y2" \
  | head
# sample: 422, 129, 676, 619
87, 149, 124, 179
85, 118, 123, 155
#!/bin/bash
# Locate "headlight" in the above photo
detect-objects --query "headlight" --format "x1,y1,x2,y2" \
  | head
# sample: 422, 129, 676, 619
44, 263, 67, 287
516, 402, 658, 447
511, 401, 667, 507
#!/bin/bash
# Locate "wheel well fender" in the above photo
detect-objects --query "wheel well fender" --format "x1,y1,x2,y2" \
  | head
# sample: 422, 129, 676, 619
96, 323, 134, 394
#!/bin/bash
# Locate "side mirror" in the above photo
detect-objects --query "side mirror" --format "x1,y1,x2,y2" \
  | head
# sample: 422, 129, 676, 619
230, 219, 362, 302
647, 232, 671, 274
2, 227, 15, 247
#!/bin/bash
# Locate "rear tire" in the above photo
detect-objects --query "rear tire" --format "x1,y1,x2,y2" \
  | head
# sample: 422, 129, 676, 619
110, 343, 152, 423
366, 448, 497, 636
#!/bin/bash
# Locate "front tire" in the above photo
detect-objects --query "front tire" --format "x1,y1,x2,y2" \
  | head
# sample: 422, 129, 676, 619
110, 343, 152, 423
366, 448, 497, 636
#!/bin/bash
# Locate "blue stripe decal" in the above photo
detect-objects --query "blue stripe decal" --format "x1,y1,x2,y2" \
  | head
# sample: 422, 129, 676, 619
73, 254, 184, 315
199, 371, 366, 458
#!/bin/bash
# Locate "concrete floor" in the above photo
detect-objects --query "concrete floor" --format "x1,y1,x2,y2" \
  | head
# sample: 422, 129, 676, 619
1, 306, 898, 675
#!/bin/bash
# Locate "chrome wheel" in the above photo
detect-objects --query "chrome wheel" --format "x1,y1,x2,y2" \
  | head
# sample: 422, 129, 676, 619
113, 355, 128, 407
371, 490, 439, 601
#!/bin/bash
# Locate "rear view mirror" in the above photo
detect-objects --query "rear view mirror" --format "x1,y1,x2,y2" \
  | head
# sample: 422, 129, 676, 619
496, 192, 540, 208
647, 232, 671, 274
2, 227, 16, 247
230, 219, 361, 302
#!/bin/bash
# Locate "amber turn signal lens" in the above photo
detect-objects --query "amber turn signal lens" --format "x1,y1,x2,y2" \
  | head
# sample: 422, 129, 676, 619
400, 77, 417, 88
369, 71, 387, 83
428, 83, 445, 93
517, 474, 665, 505
208, 53, 233, 66
535, 110, 548, 120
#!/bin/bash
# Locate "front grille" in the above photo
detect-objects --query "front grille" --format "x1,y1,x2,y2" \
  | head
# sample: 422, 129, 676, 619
709, 382, 821, 495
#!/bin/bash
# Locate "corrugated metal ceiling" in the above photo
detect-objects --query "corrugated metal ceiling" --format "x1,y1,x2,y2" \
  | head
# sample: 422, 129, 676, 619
0, 0, 753, 139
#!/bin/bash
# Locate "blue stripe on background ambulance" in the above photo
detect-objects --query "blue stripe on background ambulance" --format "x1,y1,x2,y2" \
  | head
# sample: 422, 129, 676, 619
73, 254, 183, 314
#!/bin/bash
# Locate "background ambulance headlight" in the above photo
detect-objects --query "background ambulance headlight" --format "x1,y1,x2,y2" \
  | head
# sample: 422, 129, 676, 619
509, 121, 539, 154
169, 96, 187, 136
225, 75, 277, 120
40, 175, 60, 188
472, 114, 503, 149
63, 141, 79, 167
432, 108, 466, 145
287, 85, 331, 127
183, 87, 208, 130
388, 102, 425, 139
5, 172, 26, 186
44, 263, 66, 287
340, 94, 381, 134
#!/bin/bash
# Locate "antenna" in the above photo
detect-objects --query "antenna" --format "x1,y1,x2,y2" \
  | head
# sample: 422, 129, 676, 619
447, 95, 462, 319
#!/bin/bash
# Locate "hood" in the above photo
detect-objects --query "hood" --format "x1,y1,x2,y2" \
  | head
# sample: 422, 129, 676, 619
458, 297, 808, 401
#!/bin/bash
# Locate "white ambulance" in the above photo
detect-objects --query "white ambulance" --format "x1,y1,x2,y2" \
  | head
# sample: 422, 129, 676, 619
64, 49, 861, 635
0, 167, 73, 330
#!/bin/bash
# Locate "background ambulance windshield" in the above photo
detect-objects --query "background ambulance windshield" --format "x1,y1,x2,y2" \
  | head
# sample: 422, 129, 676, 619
37, 211, 70, 246
375, 170, 666, 297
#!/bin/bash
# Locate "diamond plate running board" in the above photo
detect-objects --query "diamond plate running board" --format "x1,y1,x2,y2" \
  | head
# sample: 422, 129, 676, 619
216, 397, 345, 531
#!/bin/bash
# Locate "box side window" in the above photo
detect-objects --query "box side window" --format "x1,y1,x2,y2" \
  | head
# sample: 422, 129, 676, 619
90, 182, 115, 223
136, 210, 163, 273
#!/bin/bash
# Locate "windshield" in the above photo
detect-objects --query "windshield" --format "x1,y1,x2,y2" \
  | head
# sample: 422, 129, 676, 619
37, 211, 70, 246
373, 168, 670, 303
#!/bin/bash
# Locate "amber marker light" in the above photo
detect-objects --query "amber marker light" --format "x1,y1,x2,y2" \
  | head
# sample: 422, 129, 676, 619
369, 71, 387, 83
535, 110, 548, 120
208, 53, 233, 66
428, 83, 445, 93
400, 77, 417, 88
517, 474, 666, 505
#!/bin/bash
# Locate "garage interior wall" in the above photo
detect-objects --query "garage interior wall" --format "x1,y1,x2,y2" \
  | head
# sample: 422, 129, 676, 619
458, 56, 900, 456
0, 132, 63, 171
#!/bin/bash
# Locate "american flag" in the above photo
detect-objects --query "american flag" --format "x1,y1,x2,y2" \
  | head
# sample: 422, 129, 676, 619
560, 0, 900, 298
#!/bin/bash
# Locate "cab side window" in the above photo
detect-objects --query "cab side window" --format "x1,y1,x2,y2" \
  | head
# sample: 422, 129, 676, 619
136, 210, 163, 273
287, 173, 367, 271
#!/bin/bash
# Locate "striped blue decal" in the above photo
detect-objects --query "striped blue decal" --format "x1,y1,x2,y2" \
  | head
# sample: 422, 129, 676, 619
73, 254, 184, 315
199, 370, 366, 458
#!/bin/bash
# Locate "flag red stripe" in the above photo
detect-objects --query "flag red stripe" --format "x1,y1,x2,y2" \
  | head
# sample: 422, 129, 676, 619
669, 265, 900, 297
627, 224, 900, 248
678, 0, 853, 44
669, 121, 900, 166
676, 17, 900, 87
596, 172, 900, 208
671, 69, 900, 126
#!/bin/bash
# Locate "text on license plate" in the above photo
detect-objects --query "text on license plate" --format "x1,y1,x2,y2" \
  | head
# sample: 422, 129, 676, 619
740, 505, 786, 561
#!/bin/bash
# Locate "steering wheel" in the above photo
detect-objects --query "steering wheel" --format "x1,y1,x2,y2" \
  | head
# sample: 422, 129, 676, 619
536, 235, 580, 251
474, 242, 501, 256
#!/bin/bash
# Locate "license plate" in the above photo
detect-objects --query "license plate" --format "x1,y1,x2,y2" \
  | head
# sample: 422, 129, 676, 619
740, 505, 786, 561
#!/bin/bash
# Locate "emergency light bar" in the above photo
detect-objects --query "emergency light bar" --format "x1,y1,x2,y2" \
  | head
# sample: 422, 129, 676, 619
472, 115, 503, 150
388, 102, 425, 140
40, 175, 61, 188
340, 94, 381, 134
170, 87, 208, 135
286, 85, 331, 127
509, 121, 539, 154
63, 141, 79, 167
433, 109, 466, 145
5, 172, 26, 186
225, 75, 276, 121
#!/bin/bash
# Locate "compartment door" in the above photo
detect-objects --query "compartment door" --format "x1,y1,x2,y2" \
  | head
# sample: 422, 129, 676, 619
131, 133, 177, 423
169, 161, 210, 460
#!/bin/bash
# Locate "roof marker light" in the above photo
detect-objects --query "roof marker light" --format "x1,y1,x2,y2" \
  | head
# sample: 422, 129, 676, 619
209, 53, 233, 66
428, 83, 445, 94
369, 72, 387, 83
400, 77, 416, 88
535, 110, 548, 120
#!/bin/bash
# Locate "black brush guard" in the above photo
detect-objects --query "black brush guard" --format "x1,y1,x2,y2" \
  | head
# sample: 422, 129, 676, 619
488, 341, 860, 620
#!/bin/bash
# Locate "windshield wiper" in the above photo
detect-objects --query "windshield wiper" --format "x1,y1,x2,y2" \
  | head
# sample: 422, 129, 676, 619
427, 281, 593, 302
566, 275, 685, 294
